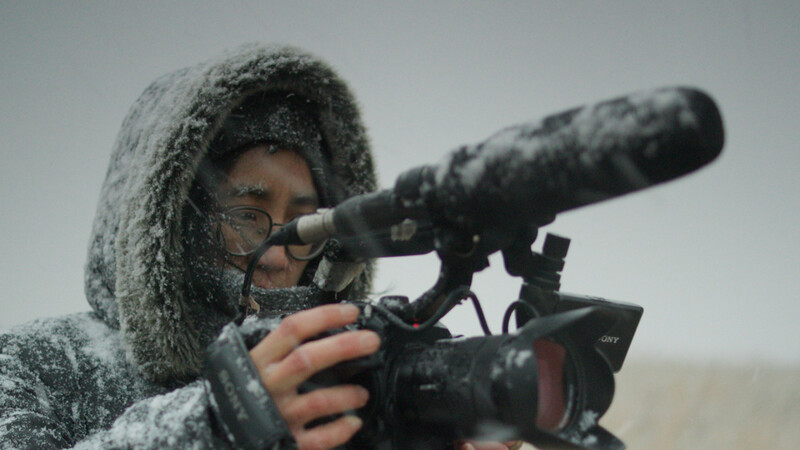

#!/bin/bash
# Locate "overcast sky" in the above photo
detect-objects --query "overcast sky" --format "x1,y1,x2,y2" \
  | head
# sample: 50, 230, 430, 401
1, 1, 798, 365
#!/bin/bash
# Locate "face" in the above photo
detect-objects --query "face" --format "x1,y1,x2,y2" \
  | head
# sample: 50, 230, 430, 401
215, 146, 319, 290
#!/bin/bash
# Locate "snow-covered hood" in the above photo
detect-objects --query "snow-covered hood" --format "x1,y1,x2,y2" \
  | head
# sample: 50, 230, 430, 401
84, 44, 376, 383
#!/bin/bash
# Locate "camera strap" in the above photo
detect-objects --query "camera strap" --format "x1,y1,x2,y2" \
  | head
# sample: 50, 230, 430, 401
204, 322, 296, 449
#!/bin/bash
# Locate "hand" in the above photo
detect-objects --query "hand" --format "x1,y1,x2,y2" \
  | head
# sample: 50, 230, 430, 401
249, 304, 380, 450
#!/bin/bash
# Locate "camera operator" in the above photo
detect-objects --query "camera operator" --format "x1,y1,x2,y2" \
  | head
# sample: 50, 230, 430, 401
0, 44, 516, 449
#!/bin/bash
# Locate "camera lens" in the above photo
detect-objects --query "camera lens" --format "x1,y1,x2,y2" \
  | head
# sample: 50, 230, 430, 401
533, 339, 572, 431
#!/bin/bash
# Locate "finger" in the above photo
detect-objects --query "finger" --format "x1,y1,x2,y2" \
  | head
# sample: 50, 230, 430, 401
266, 330, 380, 394
295, 415, 363, 450
251, 304, 360, 367
281, 385, 369, 427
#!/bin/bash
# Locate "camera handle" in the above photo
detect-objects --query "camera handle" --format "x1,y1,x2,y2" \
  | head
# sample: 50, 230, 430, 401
500, 233, 571, 329
394, 227, 492, 323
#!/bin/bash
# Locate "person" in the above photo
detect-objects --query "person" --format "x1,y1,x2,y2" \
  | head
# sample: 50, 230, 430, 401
0, 43, 380, 449
0, 44, 515, 449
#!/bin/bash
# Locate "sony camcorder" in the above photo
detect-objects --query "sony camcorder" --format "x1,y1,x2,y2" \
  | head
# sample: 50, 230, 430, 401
309, 233, 644, 449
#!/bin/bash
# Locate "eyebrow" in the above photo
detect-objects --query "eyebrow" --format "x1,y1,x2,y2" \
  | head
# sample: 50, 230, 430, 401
229, 183, 319, 206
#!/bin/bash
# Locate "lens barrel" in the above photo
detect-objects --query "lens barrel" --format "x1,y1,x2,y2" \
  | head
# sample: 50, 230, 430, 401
373, 307, 623, 449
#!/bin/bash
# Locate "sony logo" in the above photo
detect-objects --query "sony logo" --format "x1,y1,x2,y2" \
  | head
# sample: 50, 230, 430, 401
219, 369, 250, 421
599, 335, 620, 344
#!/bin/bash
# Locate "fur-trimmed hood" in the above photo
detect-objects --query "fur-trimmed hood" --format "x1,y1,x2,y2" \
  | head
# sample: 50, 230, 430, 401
84, 44, 376, 383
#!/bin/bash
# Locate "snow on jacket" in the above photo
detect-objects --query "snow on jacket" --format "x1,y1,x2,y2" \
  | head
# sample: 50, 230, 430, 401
0, 43, 376, 448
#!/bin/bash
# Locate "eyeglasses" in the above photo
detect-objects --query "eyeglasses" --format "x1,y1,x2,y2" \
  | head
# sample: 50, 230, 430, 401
217, 206, 325, 261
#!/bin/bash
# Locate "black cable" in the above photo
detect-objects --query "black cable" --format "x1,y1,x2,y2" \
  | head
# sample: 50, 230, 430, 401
502, 301, 539, 334
235, 235, 280, 323
368, 287, 478, 334
466, 292, 492, 336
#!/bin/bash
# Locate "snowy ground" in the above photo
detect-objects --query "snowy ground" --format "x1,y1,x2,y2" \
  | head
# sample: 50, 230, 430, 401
523, 360, 800, 449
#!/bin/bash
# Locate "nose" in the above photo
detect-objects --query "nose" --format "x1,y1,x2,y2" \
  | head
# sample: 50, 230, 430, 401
256, 244, 290, 270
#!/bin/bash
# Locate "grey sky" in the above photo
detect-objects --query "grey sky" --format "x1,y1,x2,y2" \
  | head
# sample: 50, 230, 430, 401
1, 1, 798, 364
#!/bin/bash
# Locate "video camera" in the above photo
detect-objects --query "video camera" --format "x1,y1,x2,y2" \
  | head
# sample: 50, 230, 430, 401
308, 232, 644, 449
206, 86, 724, 449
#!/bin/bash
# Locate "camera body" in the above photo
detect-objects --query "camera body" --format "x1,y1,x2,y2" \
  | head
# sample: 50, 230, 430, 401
305, 282, 641, 449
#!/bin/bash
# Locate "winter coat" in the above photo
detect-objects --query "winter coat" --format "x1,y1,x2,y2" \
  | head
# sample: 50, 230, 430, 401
0, 43, 376, 448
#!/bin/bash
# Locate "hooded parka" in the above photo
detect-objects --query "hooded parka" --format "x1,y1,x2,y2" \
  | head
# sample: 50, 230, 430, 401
0, 43, 376, 448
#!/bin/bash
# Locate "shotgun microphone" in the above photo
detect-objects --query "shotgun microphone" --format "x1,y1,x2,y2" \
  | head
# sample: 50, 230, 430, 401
271, 86, 724, 255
